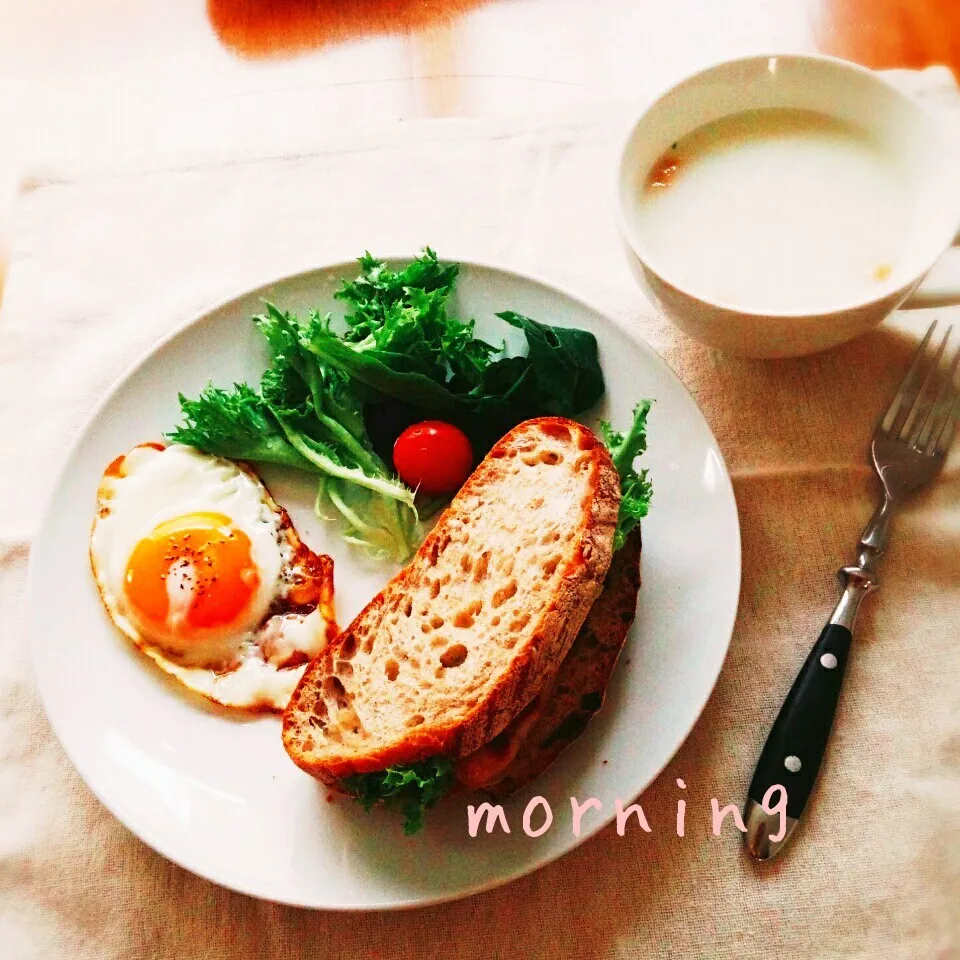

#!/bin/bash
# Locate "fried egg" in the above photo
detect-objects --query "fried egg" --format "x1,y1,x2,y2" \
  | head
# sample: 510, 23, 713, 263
90, 443, 337, 711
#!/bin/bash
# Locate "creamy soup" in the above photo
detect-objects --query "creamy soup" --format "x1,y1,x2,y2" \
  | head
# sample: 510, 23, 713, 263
634, 109, 912, 312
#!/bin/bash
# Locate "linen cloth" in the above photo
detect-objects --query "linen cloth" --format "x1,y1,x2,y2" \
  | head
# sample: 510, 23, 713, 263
1, 69, 958, 960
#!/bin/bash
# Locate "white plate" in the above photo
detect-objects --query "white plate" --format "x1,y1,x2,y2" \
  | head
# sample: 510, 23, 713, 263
29, 260, 741, 909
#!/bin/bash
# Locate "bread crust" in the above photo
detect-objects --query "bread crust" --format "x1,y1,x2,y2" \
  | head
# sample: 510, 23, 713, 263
483, 527, 642, 795
282, 417, 620, 784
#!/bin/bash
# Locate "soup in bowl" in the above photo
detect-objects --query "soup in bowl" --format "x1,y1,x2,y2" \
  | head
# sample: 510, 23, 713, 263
617, 55, 960, 358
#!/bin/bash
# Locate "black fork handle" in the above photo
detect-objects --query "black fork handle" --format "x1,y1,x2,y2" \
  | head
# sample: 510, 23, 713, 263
745, 566, 877, 860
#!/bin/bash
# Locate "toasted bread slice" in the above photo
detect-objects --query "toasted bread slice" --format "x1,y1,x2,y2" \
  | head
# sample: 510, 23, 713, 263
457, 528, 642, 795
282, 417, 620, 784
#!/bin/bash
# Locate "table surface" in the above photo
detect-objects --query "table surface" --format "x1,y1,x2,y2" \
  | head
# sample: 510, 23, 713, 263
1, 0, 958, 174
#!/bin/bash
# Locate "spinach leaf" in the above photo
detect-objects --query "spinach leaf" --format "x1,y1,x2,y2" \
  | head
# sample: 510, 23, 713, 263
304, 252, 607, 452
496, 311, 604, 416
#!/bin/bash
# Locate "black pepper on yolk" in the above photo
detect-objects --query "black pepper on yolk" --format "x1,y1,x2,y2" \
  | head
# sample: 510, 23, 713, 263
124, 512, 260, 634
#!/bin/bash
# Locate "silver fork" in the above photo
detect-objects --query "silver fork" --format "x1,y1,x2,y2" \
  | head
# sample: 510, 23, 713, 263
744, 319, 960, 861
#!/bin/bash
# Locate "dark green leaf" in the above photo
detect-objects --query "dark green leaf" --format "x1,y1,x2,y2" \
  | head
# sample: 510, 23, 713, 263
344, 756, 454, 835
321, 252, 607, 452
496, 311, 605, 416
302, 322, 466, 416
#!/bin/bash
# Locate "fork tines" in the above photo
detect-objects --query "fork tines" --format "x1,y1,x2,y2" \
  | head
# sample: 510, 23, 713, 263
879, 320, 960, 457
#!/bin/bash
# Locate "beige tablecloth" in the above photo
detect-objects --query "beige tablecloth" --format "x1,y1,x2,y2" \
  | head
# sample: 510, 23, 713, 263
1, 70, 959, 960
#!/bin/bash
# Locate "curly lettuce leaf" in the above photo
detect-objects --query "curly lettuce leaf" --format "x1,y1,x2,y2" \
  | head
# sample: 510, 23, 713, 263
170, 383, 314, 471
601, 400, 654, 552
335, 249, 496, 391
260, 361, 414, 510
170, 249, 609, 560
301, 252, 606, 453
170, 354, 420, 561
344, 757, 454, 835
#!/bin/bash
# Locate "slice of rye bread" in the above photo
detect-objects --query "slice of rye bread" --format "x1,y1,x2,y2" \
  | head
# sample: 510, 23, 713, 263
282, 416, 620, 785
476, 528, 642, 796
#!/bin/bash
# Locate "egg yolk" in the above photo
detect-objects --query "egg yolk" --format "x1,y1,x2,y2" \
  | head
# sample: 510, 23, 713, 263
124, 512, 260, 633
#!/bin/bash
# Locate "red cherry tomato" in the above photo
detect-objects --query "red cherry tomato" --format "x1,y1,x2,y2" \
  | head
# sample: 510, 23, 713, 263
393, 421, 474, 495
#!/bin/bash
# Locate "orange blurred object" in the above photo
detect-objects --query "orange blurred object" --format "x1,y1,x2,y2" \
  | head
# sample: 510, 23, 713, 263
207, 0, 494, 57
813, 0, 960, 77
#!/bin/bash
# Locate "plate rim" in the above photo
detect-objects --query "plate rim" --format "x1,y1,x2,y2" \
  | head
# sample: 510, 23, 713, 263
27, 255, 742, 910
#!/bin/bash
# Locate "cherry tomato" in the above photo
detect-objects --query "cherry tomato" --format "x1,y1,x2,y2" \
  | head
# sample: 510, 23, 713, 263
393, 420, 474, 495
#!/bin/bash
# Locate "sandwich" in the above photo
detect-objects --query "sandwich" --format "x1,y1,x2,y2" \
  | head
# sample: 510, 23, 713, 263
282, 405, 652, 831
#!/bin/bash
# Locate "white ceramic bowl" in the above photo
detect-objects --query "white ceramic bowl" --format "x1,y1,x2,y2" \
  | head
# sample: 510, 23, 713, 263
616, 54, 960, 358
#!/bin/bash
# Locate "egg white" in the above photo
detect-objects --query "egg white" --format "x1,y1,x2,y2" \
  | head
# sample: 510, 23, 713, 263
90, 444, 333, 710
91, 444, 285, 653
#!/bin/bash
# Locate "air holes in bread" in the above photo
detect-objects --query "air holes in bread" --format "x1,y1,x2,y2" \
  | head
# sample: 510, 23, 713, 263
473, 551, 490, 583
339, 634, 358, 659
323, 676, 349, 708
542, 423, 571, 442
492, 580, 518, 608
543, 556, 560, 578
440, 643, 468, 668
521, 449, 561, 467
339, 708, 361, 735
280, 417, 618, 778
454, 600, 483, 629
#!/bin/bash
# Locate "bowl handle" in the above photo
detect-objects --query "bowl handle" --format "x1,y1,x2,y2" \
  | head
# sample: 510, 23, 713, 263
900, 228, 960, 310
